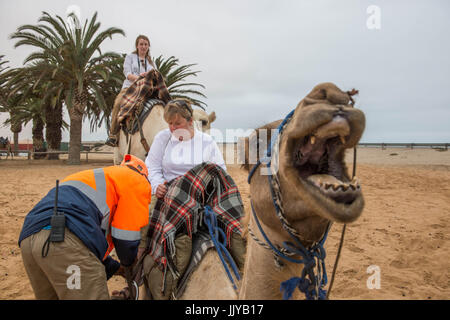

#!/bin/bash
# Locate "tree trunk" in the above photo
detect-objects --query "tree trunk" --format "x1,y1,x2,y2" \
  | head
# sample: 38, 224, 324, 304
45, 101, 63, 160
10, 119, 21, 156
67, 97, 85, 165
32, 116, 46, 160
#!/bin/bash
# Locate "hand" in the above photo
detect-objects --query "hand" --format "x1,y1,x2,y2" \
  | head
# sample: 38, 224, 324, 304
156, 182, 168, 199
139, 71, 148, 77
128, 74, 139, 82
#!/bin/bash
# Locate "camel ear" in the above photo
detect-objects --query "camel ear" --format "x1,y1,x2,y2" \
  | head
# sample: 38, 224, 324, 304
208, 111, 216, 123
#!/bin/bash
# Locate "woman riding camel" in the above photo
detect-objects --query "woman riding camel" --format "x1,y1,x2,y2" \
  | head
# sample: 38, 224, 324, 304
106, 35, 158, 147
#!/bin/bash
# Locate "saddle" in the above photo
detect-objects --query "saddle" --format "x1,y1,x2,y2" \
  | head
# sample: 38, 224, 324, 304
120, 98, 165, 153
142, 229, 243, 300
172, 230, 215, 299
121, 99, 164, 135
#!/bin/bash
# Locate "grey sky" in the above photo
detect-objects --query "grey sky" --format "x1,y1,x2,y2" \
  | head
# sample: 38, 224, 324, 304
1, 0, 449, 143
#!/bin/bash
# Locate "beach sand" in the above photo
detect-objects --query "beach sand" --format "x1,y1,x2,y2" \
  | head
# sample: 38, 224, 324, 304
0, 147, 449, 299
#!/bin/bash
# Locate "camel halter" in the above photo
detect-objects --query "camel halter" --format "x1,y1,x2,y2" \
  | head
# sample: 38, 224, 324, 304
247, 108, 358, 300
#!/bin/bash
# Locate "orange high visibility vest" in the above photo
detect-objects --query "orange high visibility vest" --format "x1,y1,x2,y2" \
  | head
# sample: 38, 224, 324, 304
61, 166, 151, 260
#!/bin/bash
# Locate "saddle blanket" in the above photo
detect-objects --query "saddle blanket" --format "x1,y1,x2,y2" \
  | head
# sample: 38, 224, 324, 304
117, 69, 171, 124
146, 162, 245, 272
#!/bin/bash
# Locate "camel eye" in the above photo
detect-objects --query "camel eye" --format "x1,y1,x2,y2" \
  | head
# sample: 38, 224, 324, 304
201, 120, 208, 126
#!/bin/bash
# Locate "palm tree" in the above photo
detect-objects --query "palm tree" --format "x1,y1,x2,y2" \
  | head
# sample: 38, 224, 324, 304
10, 11, 125, 164
6, 64, 68, 159
155, 55, 207, 109
5, 93, 47, 159
0, 55, 8, 106
0, 56, 23, 154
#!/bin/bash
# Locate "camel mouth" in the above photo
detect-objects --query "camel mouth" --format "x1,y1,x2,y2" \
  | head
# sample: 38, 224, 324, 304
291, 115, 361, 205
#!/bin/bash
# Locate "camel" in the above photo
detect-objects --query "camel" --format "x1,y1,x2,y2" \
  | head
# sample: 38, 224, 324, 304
0, 136, 13, 160
113, 102, 217, 164
192, 109, 216, 133
176, 82, 366, 300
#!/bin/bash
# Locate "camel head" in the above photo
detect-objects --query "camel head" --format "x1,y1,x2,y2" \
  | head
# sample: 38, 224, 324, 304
247, 82, 365, 244
193, 109, 216, 133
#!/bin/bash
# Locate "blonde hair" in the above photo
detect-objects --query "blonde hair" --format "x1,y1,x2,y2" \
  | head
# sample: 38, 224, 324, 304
132, 35, 156, 69
164, 99, 194, 122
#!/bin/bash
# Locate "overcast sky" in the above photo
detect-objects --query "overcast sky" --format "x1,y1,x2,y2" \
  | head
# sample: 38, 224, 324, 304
1, 0, 449, 143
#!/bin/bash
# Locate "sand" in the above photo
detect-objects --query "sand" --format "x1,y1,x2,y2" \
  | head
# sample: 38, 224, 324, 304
0, 147, 449, 300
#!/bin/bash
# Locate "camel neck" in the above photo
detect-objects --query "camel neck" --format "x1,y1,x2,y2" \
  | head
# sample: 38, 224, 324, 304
239, 214, 303, 299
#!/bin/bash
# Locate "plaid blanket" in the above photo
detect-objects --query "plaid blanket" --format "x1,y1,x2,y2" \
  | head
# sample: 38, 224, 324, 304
146, 162, 245, 271
117, 69, 171, 124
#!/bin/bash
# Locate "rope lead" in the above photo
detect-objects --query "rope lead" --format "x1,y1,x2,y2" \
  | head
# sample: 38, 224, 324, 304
203, 205, 241, 291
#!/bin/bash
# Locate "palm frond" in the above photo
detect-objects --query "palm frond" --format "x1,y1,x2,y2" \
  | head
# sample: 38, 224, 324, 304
155, 54, 207, 108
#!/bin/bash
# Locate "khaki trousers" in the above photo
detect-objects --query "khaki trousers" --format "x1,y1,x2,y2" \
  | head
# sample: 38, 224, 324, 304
20, 228, 110, 300
109, 88, 129, 136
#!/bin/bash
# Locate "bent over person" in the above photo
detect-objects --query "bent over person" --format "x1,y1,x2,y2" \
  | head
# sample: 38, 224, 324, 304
18, 155, 151, 300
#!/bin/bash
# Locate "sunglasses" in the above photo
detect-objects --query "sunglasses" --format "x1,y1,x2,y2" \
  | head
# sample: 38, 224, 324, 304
171, 99, 193, 116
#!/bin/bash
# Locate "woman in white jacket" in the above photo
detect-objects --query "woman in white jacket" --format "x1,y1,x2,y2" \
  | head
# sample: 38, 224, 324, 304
106, 35, 157, 146
145, 99, 226, 199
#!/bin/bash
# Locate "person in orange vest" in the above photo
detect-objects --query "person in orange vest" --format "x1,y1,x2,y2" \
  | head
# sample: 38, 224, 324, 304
18, 154, 151, 300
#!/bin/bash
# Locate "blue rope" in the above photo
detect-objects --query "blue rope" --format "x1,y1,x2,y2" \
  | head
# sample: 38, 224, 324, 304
203, 205, 241, 291
280, 277, 327, 300
251, 200, 329, 299
250, 201, 305, 264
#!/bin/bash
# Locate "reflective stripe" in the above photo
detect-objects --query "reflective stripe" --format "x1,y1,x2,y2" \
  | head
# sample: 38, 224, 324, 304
60, 168, 110, 218
101, 212, 110, 232
111, 226, 141, 241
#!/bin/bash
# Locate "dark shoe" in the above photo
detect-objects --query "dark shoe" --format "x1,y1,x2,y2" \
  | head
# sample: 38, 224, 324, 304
105, 137, 118, 147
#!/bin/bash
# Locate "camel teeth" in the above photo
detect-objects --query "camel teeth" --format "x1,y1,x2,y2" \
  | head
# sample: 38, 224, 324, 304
311, 136, 316, 145
340, 135, 346, 144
